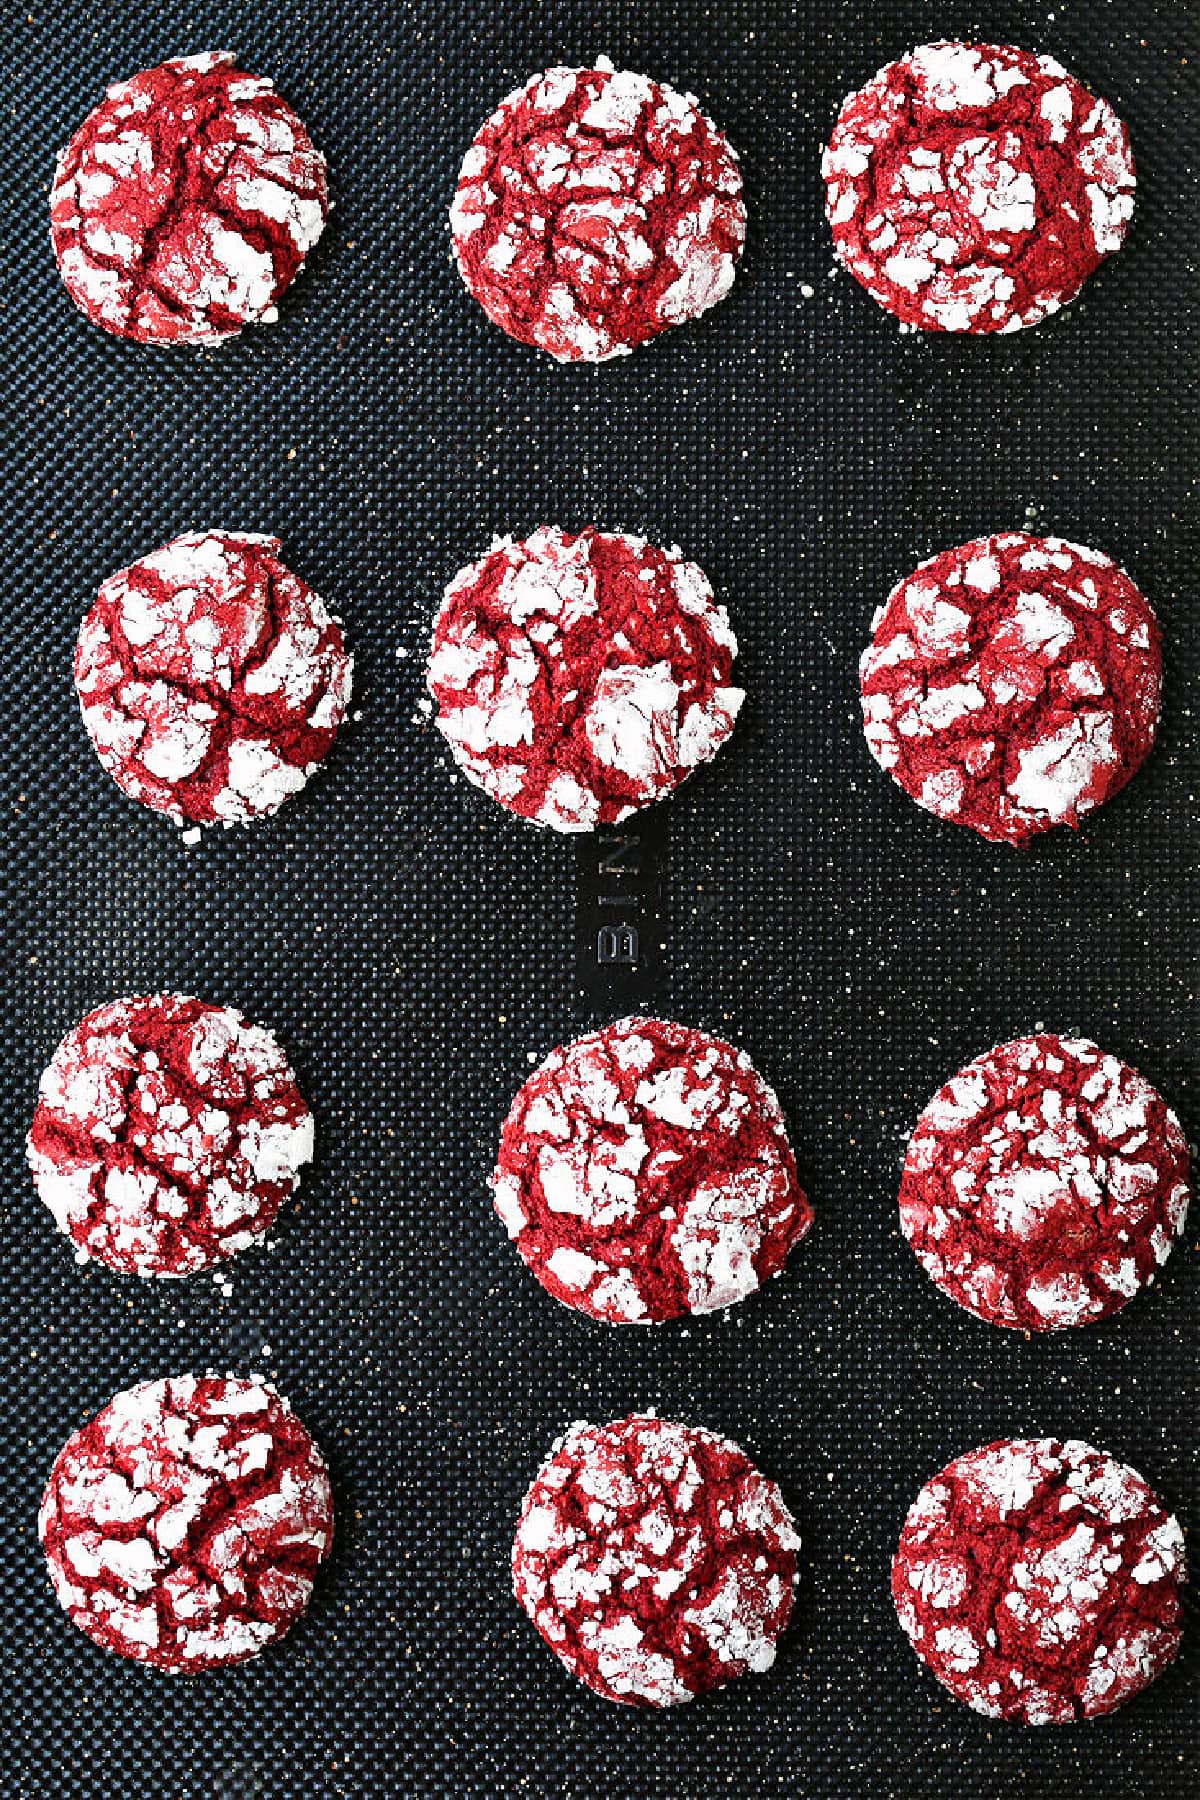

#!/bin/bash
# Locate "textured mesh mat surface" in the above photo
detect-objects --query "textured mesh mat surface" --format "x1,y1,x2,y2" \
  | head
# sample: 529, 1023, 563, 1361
0, 3, 1196, 1796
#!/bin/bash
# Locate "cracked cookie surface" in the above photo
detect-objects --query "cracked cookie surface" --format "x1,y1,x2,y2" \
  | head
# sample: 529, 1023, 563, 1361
76, 530, 352, 827
51, 52, 328, 345
899, 1034, 1190, 1330
451, 57, 745, 361
860, 533, 1160, 845
40, 1374, 334, 1670
893, 1438, 1185, 1721
823, 42, 1134, 333
427, 527, 743, 831
27, 995, 314, 1277
493, 1016, 811, 1321
513, 1415, 799, 1705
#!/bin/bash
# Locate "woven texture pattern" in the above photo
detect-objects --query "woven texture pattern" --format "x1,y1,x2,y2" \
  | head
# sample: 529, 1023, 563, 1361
0, 3, 1195, 1796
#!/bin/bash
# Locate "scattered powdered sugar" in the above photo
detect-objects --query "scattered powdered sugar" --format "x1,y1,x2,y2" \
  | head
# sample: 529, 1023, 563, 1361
513, 1415, 798, 1705
492, 1016, 812, 1323
426, 527, 743, 831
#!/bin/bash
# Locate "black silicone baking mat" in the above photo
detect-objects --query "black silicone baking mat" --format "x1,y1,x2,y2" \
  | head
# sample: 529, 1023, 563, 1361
1, 3, 1195, 1795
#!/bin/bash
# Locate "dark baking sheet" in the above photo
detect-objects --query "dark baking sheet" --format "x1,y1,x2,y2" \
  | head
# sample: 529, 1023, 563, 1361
0, 3, 1195, 1795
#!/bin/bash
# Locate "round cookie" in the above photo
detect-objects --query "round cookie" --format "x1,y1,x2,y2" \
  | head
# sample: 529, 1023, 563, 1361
860, 533, 1161, 845
493, 1016, 812, 1322
899, 1034, 1190, 1331
27, 995, 314, 1278
513, 1415, 799, 1705
76, 531, 352, 828
40, 1374, 334, 1670
823, 42, 1135, 333
893, 1438, 1186, 1722
427, 528, 743, 831
451, 57, 745, 361
51, 52, 328, 345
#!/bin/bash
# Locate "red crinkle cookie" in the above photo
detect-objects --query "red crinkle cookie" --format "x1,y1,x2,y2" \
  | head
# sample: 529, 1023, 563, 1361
427, 527, 743, 831
513, 1415, 799, 1705
823, 42, 1135, 333
451, 57, 745, 361
899, 1034, 1190, 1331
860, 533, 1161, 845
492, 1016, 812, 1322
893, 1438, 1186, 1723
76, 530, 352, 829
27, 995, 314, 1278
40, 1374, 334, 1671
51, 52, 328, 345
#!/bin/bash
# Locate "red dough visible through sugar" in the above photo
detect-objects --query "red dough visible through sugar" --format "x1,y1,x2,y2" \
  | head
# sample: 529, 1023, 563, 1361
899, 1034, 1190, 1330
427, 528, 743, 831
823, 41, 1135, 333
493, 1016, 812, 1322
51, 51, 328, 345
27, 995, 314, 1278
513, 1415, 799, 1705
451, 57, 745, 361
893, 1438, 1186, 1722
76, 531, 352, 828
40, 1375, 334, 1670
860, 533, 1161, 845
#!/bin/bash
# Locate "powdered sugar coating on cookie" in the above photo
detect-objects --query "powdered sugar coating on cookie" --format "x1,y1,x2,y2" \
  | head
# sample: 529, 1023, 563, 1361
493, 1016, 812, 1322
893, 1438, 1185, 1721
513, 1415, 799, 1705
51, 52, 328, 345
40, 1375, 334, 1670
427, 527, 743, 831
451, 57, 745, 361
823, 42, 1134, 333
76, 531, 352, 827
27, 995, 314, 1278
860, 533, 1160, 845
899, 1034, 1190, 1330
